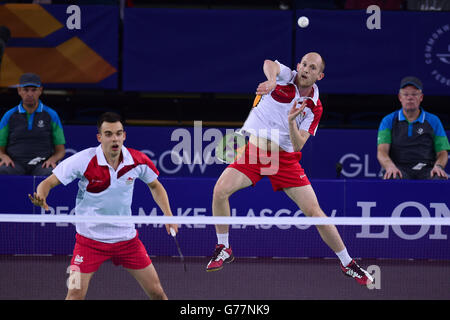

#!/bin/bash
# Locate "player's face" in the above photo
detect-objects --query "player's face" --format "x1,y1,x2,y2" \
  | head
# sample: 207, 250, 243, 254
97, 121, 126, 158
398, 86, 423, 112
296, 54, 324, 88
17, 86, 42, 107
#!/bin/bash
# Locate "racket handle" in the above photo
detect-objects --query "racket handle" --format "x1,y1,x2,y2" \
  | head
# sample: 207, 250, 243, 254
170, 227, 176, 237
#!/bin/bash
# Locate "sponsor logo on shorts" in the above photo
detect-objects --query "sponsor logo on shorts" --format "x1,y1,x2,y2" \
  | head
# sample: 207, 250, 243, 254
74, 254, 84, 264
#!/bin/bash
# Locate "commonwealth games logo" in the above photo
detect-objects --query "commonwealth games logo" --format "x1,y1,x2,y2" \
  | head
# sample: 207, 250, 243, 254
424, 24, 450, 88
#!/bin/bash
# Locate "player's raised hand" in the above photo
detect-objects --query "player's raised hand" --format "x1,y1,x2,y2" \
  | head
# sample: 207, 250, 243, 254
28, 192, 49, 211
288, 100, 307, 122
256, 79, 276, 95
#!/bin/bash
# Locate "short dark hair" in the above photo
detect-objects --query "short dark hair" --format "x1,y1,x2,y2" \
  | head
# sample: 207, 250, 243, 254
97, 112, 124, 132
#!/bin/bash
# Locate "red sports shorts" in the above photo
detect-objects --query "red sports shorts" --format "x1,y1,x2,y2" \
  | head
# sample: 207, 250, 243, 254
69, 232, 152, 273
228, 143, 310, 191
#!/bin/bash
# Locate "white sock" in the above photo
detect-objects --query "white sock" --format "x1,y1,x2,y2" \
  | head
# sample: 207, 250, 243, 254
217, 233, 229, 248
335, 248, 352, 266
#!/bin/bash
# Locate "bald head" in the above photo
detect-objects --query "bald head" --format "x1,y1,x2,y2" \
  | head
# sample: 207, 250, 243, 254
302, 52, 325, 73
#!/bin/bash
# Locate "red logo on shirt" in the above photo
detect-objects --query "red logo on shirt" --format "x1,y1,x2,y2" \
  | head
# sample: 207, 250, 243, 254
271, 84, 296, 103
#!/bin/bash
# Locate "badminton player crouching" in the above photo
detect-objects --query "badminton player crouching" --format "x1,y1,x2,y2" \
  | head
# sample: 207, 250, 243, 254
207, 53, 374, 286
29, 112, 178, 300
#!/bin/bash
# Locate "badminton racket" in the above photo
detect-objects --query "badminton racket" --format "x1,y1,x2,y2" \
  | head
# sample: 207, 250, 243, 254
215, 129, 248, 164
214, 94, 262, 164
170, 227, 186, 272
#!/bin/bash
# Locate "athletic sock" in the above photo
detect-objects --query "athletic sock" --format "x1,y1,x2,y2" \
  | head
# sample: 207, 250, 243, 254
335, 248, 352, 267
217, 233, 229, 248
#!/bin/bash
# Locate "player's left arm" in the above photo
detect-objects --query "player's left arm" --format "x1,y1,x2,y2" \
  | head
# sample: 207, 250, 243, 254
29, 173, 61, 211
147, 179, 178, 234
288, 100, 310, 152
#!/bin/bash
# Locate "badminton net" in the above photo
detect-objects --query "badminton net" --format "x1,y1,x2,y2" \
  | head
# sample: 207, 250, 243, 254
0, 214, 449, 300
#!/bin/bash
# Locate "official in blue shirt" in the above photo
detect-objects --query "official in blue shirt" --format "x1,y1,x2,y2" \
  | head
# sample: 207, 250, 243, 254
377, 76, 449, 180
0, 73, 66, 176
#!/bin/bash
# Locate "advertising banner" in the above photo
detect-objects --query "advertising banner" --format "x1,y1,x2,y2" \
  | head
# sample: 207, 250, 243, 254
1, 175, 448, 259
0, 4, 118, 89
61, 125, 450, 179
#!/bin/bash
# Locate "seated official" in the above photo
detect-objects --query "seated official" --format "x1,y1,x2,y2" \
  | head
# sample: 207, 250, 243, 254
377, 76, 449, 180
0, 73, 66, 176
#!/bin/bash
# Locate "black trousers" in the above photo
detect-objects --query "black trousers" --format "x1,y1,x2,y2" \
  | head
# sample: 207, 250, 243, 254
0, 160, 53, 176
392, 163, 446, 180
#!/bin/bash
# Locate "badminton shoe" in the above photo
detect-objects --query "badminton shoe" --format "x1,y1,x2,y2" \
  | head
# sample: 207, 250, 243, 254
206, 244, 234, 272
340, 259, 374, 286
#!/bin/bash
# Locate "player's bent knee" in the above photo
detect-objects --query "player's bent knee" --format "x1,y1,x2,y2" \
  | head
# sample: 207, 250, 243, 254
213, 184, 231, 201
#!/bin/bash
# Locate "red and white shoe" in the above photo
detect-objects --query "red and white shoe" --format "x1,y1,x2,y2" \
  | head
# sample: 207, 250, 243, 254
206, 244, 234, 272
340, 259, 374, 286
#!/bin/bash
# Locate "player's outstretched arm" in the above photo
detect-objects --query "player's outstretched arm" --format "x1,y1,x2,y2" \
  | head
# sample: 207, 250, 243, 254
28, 174, 61, 211
147, 179, 178, 235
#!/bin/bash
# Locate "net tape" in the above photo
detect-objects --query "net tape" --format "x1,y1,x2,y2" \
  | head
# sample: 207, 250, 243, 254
0, 214, 449, 225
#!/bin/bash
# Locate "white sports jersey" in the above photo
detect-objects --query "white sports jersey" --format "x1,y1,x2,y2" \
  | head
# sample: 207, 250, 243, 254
53, 145, 159, 243
241, 60, 323, 152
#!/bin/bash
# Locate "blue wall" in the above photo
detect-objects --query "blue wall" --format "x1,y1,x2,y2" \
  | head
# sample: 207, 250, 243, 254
123, 8, 450, 95
4, 5, 449, 94
60, 125, 450, 179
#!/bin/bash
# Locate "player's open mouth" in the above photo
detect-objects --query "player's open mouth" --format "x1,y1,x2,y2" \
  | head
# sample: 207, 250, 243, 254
112, 144, 119, 151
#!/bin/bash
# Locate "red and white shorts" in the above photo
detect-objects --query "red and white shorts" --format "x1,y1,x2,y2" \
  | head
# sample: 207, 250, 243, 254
228, 143, 310, 191
70, 232, 152, 273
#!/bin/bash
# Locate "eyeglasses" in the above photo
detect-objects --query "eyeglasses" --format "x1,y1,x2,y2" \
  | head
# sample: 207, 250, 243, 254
400, 93, 422, 98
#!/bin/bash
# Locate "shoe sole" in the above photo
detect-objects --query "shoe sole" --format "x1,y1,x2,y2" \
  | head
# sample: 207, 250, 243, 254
206, 256, 235, 272
341, 271, 373, 286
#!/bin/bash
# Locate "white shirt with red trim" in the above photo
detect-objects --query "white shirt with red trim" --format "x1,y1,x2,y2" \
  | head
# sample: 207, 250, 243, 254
241, 60, 323, 152
53, 145, 159, 243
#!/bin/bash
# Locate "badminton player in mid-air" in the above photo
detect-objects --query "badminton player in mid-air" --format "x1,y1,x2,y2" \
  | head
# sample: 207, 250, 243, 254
207, 52, 374, 286
29, 112, 178, 300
